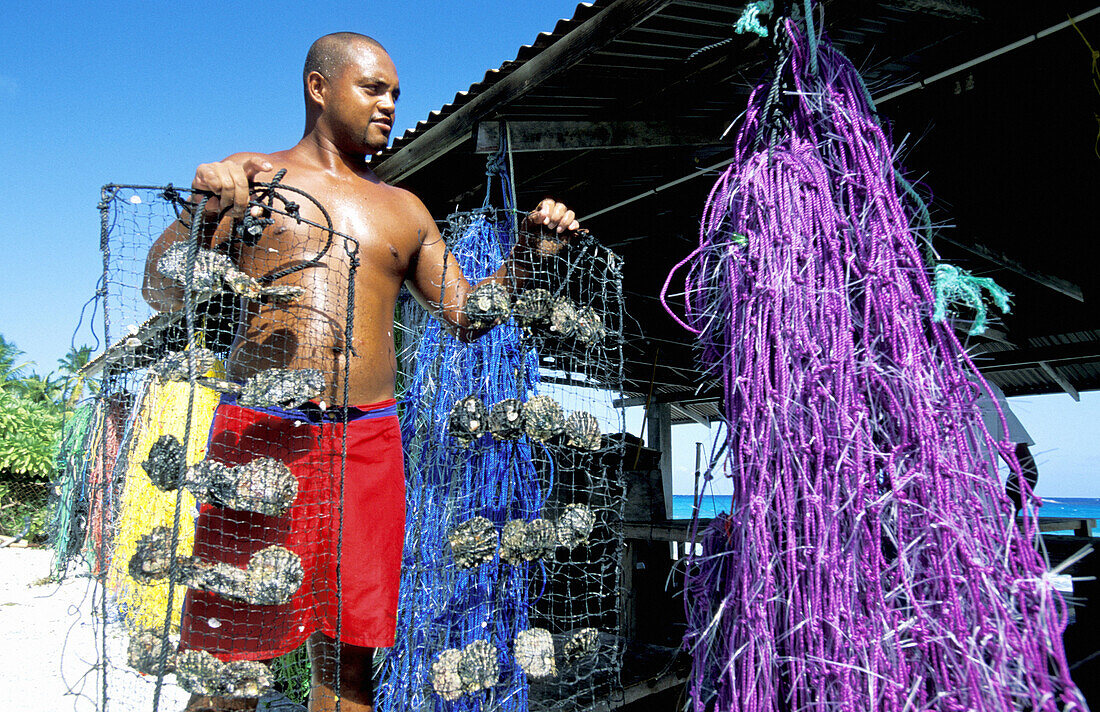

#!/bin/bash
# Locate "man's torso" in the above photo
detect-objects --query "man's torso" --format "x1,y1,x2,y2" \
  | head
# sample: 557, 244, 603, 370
223, 149, 427, 405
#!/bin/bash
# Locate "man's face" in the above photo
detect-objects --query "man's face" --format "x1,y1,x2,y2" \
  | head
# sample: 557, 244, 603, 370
326, 43, 400, 155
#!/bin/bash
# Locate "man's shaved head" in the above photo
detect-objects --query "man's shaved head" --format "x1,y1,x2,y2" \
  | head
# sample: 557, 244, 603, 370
304, 32, 388, 81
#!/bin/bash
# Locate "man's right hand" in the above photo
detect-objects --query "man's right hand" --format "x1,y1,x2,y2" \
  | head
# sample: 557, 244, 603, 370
191, 157, 273, 218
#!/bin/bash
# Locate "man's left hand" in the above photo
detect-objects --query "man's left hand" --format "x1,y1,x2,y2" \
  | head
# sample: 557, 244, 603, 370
520, 199, 582, 258
527, 198, 580, 235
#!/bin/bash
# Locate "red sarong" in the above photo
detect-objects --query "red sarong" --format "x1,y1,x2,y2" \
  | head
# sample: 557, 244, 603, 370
180, 397, 404, 660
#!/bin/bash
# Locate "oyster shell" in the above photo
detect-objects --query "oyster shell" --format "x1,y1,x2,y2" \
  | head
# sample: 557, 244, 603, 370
142, 434, 185, 491
564, 411, 602, 451
431, 649, 464, 701
238, 368, 325, 409
573, 306, 606, 345
522, 395, 564, 442
487, 398, 525, 440
457, 639, 499, 694
512, 288, 552, 330
448, 516, 498, 569
175, 649, 274, 698
149, 348, 218, 382
127, 629, 176, 675
499, 518, 555, 564
556, 503, 596, 549
562, 628, 599, 665
464, 281, 511, 329
244, 546, 305, 605
514, 628, 556, 679
128, 526, 173, 582
260, 284, 306, 304
448, 395, 487, 446
548, 297, 578, 338
156, 243, 234, 294
186, 457, 298, 516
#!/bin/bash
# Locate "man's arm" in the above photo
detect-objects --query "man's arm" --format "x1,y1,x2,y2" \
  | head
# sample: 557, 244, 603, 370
406, 198, 580, 342
142, 156, 273, 311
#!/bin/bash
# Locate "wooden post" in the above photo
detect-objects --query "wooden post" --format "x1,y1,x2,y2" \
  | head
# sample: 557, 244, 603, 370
647, 403, 673, 519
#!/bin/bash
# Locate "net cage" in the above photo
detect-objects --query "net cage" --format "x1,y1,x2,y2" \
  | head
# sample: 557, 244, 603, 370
380, 207, 627, 712
60, 182, 627, 712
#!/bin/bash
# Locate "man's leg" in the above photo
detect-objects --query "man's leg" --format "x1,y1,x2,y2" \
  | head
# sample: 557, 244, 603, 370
307, 631, 375, 712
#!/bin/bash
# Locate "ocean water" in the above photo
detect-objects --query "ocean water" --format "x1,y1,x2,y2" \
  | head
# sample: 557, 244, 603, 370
671, 494, 1100, 536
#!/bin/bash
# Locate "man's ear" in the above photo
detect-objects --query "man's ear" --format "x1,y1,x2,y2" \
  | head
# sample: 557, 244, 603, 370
306, 71, 327, 108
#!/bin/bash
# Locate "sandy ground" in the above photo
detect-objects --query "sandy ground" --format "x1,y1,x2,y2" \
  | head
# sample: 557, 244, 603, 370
0, 547, 191, 711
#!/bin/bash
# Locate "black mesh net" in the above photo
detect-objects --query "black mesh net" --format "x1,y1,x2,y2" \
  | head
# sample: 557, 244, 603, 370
61, 185, 626, 712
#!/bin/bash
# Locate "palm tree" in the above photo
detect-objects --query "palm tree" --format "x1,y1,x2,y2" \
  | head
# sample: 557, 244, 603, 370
0, 335, 30, 390
56, 345, 97, 404
17, 371, 66, 405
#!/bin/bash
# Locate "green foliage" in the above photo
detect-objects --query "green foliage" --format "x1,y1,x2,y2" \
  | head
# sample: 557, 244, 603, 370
0, 335, 98, 542
0, 389, 62, 482
270, 645, 312, 705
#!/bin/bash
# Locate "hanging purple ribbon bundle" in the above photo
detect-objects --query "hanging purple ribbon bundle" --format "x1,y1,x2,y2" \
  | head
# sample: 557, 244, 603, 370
662, 13, 1085, 712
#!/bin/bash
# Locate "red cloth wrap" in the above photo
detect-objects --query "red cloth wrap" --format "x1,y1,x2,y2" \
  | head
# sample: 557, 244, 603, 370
180, 398, 404, 660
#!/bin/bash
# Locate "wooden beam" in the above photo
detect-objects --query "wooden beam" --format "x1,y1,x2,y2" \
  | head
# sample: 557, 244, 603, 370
1038, 360, 1081, 402
614, 389, 720, 408
671, 403, 710, 428
475, 120, 723, 154
372, 0, 675, 183
937, 234, 1085, 302
977, 340, 1100, 371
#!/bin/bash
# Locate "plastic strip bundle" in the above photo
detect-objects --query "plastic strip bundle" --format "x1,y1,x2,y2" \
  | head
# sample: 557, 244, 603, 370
68, 181, 361, 710
661, 15, 1087, 712
378, 203, 627, 712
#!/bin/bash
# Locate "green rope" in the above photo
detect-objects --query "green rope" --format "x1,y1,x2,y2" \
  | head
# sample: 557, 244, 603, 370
51, 401, 97, 576
735, 0, 774, 38
932, 263, 1012, 335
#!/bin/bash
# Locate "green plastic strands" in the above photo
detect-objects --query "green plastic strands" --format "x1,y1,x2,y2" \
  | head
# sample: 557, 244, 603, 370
735, 0, 773, 38
932, 262, 1012, 335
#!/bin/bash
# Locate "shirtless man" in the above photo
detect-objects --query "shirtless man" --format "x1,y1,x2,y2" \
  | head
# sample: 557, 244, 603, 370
143, 32, 579, 712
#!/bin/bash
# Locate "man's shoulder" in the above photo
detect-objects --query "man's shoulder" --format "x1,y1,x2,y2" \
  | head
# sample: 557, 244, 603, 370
224, 150, 279, 163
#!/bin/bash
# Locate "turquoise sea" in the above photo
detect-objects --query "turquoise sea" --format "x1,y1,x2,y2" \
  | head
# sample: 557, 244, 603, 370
671, 494, 1100, 536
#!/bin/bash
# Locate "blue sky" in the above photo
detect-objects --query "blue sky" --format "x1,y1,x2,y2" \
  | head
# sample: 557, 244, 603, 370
0, 0, 583, 370
2, 1, 1096, 497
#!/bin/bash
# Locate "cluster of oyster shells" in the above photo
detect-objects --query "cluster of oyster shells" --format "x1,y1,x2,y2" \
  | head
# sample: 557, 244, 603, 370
142, 435, 298, 516
193, 367, 326, 410
430, 639, 500, 701
447, 503, 597, 569
514, 289, 606, 346
431, 626, 600, 696
128, 526, 304, 606
499, 518, 556, 564
157, 242, 304, 304
514, 627, 600, 679
447, 394, 601, 450
128, 630, 274, 697
461, 283, 606, 345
